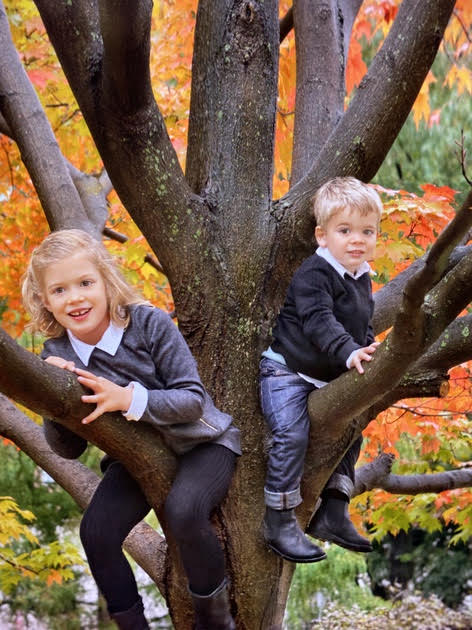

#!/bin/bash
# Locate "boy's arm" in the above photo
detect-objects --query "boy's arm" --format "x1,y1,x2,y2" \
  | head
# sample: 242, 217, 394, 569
366, 322, 375, 345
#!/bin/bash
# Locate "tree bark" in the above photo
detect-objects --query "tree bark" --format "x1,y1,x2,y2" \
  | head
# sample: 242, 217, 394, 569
0, 1, 469, 628
0, 1, 94, 233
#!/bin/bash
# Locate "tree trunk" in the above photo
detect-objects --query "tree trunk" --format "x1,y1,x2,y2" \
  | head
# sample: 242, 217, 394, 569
0, 1, 467, 628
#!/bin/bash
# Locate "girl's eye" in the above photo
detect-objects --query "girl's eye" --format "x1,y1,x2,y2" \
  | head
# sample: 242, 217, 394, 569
53, 287, 64, 294
81, 279, 93, 287
364, 229, 375, 236
339, 228, 350, 234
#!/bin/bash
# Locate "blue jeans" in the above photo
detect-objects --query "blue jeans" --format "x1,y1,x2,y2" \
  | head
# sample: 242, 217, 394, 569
259, 357, 362, 510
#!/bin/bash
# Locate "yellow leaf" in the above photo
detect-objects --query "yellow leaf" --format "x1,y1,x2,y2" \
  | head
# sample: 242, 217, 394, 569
411, 72, 436, 128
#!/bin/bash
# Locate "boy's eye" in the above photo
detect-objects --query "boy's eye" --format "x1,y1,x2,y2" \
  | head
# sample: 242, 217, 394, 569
339, 228, 350, 234
364, 229, 375, 236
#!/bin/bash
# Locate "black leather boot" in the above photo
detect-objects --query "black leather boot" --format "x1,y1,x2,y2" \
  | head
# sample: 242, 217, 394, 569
263, 507, 326, 563
307, 494, 372, 553
191, 578, 236, 630
110, 598, 150, 630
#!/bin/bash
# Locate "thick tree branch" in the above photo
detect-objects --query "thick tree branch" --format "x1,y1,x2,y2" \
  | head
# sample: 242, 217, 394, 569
0, 106, 110, 236
273, 0, 456, 258
98, 0, 153, 114
291, 0, 362, 184
354, 454, 472, 496
0, 1, 93, 233
0, 394, 167, 591
33, 0, 103, 123
0, 327, 177, 497
186, 1, 279, 228
34, 0, 204, 293
66, 161, 109, 233
372, 469, 472, 495
373, 245, 472, 334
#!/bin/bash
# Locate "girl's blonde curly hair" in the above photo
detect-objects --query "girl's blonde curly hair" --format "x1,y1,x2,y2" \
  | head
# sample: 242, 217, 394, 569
22, 229, 149, 338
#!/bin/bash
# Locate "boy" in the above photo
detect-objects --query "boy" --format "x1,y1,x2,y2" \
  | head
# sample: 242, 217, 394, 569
260, 176, 382, 563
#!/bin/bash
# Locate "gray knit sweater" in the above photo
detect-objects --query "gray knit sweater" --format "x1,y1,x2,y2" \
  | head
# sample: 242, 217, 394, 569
41, 305, 241, 457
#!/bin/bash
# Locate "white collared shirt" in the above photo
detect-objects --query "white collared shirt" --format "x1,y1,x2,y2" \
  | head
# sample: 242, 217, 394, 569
67, 324, 148, 421
316, 246, 372, 279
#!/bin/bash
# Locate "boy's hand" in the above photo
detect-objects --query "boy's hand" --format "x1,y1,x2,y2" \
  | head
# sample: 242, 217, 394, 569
45, 355, 76, 372
74, 367, 133, 424
347, 342, 380, 374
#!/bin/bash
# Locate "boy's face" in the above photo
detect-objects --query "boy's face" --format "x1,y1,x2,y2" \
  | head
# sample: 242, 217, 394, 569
315, 207, 378, 274
41, 252, 110, 345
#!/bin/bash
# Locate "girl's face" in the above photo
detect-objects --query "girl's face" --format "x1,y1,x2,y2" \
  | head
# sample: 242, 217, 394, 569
42, 252, 110, 345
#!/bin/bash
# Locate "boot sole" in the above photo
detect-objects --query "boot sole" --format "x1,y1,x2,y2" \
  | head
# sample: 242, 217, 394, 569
308, 527, 372, 553
267, 542, 327, 564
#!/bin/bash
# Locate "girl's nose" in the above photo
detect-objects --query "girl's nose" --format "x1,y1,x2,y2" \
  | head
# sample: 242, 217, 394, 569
68, 294, 85, 303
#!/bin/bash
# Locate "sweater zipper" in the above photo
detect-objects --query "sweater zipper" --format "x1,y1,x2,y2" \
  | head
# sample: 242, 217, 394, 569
199, 417, 218, 432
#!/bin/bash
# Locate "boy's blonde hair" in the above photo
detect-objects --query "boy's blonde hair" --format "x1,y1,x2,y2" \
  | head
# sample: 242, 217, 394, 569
22, 229, 149, 338
312, 177, 383, 228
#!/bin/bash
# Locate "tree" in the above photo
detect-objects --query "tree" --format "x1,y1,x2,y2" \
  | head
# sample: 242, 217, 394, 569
0, 1, 472, 628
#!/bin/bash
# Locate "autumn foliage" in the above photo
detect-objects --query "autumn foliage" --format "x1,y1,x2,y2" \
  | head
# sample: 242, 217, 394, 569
1, 0, 472, 579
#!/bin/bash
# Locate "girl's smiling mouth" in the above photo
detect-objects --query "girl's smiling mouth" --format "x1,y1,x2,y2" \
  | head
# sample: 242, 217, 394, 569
69, 308, 91, 319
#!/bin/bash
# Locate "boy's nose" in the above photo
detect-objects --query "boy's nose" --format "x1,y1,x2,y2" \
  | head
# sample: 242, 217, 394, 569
350, 232, 364, 242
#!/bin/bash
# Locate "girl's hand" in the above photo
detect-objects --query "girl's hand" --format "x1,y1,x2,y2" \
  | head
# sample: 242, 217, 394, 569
348, 342, 380, 374
45, 355, 76, 372
74, 367, 133, 424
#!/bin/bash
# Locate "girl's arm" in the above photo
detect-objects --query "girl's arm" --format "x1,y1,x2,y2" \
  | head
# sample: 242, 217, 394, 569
72, 308, 206, 426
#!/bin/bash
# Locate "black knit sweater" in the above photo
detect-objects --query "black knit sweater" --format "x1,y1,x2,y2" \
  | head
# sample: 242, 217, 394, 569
271, 253, 375, 381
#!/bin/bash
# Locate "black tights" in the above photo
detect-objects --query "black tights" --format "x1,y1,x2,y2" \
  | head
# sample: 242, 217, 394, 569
79, 443, 236, 614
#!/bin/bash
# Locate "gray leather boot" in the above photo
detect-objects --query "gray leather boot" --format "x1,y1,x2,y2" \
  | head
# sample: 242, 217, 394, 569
110, 597, 150, 630
191, 578, 236, 630
263, 506, 326, 563
307, 474, 372, 553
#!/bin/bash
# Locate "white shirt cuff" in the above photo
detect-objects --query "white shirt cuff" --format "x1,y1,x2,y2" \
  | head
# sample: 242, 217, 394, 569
123, 382, 148, 421
346, 350, 357, 370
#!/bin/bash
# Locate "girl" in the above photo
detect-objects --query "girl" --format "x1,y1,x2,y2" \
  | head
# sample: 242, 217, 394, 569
22, 229, 240, 630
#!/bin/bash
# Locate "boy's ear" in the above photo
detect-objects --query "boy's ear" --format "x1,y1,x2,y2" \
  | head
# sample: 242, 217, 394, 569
315, 225, 326, 247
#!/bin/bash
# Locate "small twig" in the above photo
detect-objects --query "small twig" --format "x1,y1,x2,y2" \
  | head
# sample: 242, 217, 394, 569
455, 130, 472, 186
144, 253, 164, 274
103, 226, 128, 243
103, 228, 166, 275
453, 8, 472, 45
279, 7, 293, 43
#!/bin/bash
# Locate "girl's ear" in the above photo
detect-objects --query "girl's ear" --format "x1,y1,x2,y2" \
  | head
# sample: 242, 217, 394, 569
315, 225, 327, 247
39, 294, 52, 313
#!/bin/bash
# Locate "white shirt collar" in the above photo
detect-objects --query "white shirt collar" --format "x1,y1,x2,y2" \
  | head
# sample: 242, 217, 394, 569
316, 246, 371, 279
67, 323, 125, 366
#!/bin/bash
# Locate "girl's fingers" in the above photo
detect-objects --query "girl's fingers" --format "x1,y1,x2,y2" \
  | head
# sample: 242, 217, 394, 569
82, 412, 99, 424
75, 367, 97, 379
77, 376, 99, 390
